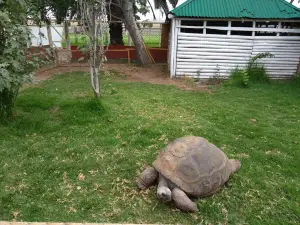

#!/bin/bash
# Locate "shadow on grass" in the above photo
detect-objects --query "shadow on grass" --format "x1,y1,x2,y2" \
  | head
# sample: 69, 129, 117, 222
9, 94, 108, 136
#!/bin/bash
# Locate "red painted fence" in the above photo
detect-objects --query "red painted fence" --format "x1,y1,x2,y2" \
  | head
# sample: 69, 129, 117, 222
27, 45, 168, 63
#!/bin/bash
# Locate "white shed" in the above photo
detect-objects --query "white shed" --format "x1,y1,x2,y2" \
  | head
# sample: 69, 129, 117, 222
168, 0, 300, 79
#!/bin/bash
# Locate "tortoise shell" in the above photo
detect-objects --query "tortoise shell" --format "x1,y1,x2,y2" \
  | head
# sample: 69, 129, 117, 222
153, 136, 232, 197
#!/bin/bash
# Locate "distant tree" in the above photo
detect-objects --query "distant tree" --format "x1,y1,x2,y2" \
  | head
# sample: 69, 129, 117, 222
108, 0, 149, 46
153, 0, 178, 15
290, 0, 300, 4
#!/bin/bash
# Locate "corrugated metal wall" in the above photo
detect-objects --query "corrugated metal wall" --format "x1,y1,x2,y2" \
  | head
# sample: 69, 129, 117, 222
172, 19, 300, 79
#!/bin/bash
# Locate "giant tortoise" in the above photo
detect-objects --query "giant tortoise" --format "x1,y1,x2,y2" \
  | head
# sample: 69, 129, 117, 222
136, 136, 241, 212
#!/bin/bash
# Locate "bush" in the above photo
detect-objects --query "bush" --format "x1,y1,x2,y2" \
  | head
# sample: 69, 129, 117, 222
228, 52, 274, 87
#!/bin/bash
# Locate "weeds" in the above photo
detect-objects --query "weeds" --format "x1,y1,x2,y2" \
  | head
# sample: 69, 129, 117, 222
207, 64, 224, 85
292, 73, 300, 86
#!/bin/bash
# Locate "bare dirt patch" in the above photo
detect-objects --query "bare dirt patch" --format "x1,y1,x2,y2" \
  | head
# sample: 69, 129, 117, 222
34, 63, 211, 91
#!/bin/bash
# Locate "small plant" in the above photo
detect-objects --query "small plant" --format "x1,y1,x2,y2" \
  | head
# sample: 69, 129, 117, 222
195, 69, 201, 82
293, 72, 300, 80
207, 64, 224, 85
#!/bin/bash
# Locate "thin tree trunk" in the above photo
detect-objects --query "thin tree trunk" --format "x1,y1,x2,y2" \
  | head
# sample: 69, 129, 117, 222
47, 24, 54, 48
90, 10, 100, 98
94, 68, 100, 98
64, 21, 71, 50
121, 1, 151, 66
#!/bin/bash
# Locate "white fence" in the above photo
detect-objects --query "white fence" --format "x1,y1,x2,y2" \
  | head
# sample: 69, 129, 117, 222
28, 25, 64, 47
170, 19, 300, 79
28, 21, 165, 48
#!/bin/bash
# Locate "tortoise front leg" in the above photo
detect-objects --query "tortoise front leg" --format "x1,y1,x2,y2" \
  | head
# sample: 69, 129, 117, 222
172, 187, 198, 212
136, 167, 158, 190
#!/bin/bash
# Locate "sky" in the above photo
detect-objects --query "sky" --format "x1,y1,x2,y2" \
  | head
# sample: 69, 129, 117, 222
140, 0, 300, 21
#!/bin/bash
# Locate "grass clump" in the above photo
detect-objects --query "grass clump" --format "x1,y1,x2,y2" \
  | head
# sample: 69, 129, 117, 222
228, 52, 274, 87
291, 72, 300, 87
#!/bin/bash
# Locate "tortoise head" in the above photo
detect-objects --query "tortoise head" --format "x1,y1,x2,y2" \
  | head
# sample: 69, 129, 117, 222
157, 186, 172, 202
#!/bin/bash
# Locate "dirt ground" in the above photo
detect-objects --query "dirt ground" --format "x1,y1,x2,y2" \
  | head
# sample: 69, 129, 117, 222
34, 63, 210, 91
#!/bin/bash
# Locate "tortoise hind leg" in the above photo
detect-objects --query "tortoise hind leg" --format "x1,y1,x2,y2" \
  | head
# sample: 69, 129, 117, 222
172, 187, 198, 212
229, 159, 241, 174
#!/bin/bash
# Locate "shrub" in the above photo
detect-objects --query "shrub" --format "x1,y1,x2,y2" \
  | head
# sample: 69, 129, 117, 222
228, 67, 249, 87
247, 64, 269, 83
228, 52, 274, 87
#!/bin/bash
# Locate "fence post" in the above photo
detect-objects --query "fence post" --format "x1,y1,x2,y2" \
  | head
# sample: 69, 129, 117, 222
297, 58, 300, 73
47, 24, 58, 65
128, 31, 132, 46
160, 23, 170, 48
159, 23, 162, 47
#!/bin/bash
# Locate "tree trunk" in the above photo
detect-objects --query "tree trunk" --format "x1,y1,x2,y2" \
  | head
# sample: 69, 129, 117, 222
0, 88, 17, 122
161, 23, 170, 48
109, 23, 124, 45
90, 11, 100, 98
47, 24, 54, 48
64, 21, 71, 50
121, 1, 151, 66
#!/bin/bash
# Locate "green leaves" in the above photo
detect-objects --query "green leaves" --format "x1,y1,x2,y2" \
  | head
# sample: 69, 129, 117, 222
228, 52, 272, 88
0, 0, 42, 121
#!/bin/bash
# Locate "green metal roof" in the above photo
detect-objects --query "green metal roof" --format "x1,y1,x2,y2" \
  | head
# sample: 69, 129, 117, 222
170, 0, 300, 19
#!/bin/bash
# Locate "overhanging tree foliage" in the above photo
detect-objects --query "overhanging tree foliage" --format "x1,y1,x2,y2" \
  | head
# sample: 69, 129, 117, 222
27, 0, 77, 24
153, 0, 178, 15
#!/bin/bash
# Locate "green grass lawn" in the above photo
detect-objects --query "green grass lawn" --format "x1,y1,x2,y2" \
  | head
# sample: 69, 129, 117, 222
63, 34, 161, 48
1, 72, 300, 224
